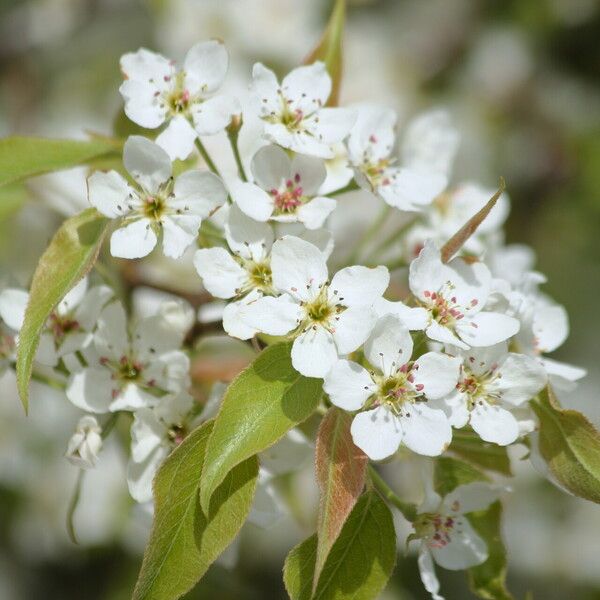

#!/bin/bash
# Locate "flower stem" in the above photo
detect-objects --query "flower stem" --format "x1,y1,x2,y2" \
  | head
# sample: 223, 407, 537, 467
195, 138, 221, 177
364, 215, 419, 263
344, 204, 391, 265
66, 469, 85, 544
329, 179, 359, 197
227, 127, 247, 182
368, 465, 417, 521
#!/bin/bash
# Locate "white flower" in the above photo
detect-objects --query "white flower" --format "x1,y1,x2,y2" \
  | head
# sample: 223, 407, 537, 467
119, 41, 238, 160
229, 144, 336, 229
324, 315, 459, 459
242, 236, 389, 377
413, 481, 501, 600
127, 391, 194, 503
88, 136, 226, 260
65, 416, 103, 470
347, 106, 459, 211
440, 343, 547, 445
409, 241, 520, 349
66, 301, 190, 414
0, 287, 28, 374
250, 61, 355, 158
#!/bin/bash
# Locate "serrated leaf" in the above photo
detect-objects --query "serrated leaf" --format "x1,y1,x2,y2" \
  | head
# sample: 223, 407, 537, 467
531, 386, 600, 503
303, 0, 346, 106
440, 179, 505, 263
314, 408, 368, 587
284, 491, 396, 600
132, 421, 258, 600
16, 208, 108, 412
449, 429, 512, 476
200, 342, 322, 511
0, 136, 120, 187
467, 502, 513, 600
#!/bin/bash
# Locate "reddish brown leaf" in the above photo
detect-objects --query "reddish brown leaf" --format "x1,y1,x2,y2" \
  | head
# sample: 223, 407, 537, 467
313, 407, 368, 588
441, 178, 505, 263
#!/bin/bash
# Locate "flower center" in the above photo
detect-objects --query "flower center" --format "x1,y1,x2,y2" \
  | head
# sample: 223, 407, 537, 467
168, 424, 188, 446
413, 511, 460, 548
374, 362, 424, 415
363, 158, 393, 188
117, 355, 144, 381
457, 360, 502, 410
48, 312, 80, 344
298, 284, 344, 334
247, 260, 273, 292
270, 174, 304, 214
162, 72, 194, 115
143, 195, 167, 220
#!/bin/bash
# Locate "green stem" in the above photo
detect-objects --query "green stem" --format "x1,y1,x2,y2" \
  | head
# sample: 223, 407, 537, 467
344, 205, 391, 265
30, 369, 66, 390
66, 470, 85, 544
228, 129, 247, 182
329, 180, 359, 197
365, 215, 419, 263
195, 138, 220, 177
368, 465, 417, 521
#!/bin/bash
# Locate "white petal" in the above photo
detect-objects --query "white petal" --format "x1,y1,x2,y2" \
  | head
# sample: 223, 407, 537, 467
229, 180, 274, 222
194, 247, 246, 299
161, 215, 201, 259
191, 95, 239, 135
120, 47, 173, 84
413, 352, 461, 400
173, 169, 227, 216
430, 519, 488, 570
87, 170, 133, 218
110, 218, 157, 259
0, 288, 28, 331
250, 63, 280, 114
374, 298, 428, 330
456, 313, 520, 347
533, 304, 569, 353
183, 40, 228, 95
443, 482, 501, 515
290, 153, 327, 196
409, 241, 445, 301
225, 204, 274, 261
248, 474, 286, 527
401, 404, 452, 456
444, 257, 491, 311
489, 353, 547, 406
329, 265, 389, 307
155, 115, 197, 161
309, 107, 355, 145
347, 104, 397, 165
265, 123, 334, 158
222, 293, 260, 340
323, 359, 375, 411
66, 368, 113, 413
271, 236, 328, 301
364, 315, 413, 376
296, 196, 336, 229
470, 404, 519, 445
241, 294, 301, 336
426, 321, 469, 349
120, 79, 167, 128
332, 306, 377, 355
130, 407, 165, 462
418, 548, 445, 600
123, 135, 172, 194
95, 302, 128, 358
250, 144, 290, 191
350, 407, 403, 460
133, 314, 184, 358
127, 445, 169, 503
541, 357, 586, 383
110, 382, 157, 412
291, 327, 337, 378
58, 277, 88, 315
282, 62, 331, 110
461, 343, 508, 377
382, 166, 447, 211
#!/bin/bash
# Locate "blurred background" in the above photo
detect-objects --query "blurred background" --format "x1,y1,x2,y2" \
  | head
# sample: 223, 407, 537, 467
1, 0, 600, 598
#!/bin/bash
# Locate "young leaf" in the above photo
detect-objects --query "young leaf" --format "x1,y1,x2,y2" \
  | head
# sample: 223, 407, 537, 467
467, 502, 513, 600
16, 208, 108, 412
449, 429, 513, 477
303, 0, 346, 106
0, 136, 120, 187
314, 408, 368, 586
434, 456, 488, 497
440, 178, 505, 263
531, 386, 600, 503
132, 421, 258, 600
200, 342, 322, 511
0, 182, 28, 220
284, 491, 397, 600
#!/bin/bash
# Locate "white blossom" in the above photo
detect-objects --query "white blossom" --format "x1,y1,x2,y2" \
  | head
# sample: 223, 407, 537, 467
0, 287, 28, 375
242, 235, 389, 377
229, 144, 336, 229
66, 301, 190, 414
409, 241, 520, 349
324, 315, 459, 459
250, 61, 355, 158
347, 106, 459, 211
88, 136, 226, 260
120, 41, 238, 160
65, 416, 103, 469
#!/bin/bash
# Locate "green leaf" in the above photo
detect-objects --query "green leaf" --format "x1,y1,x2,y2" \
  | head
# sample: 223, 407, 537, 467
314, 408, 368, 586
16, 208, 108, 412
467, 502, 513, 600
0, 136, 121, 187
531, 386, 600, 503
449, 429, 513, 476
200, 342, 322, 511
284, 491, 397, 600
303, 0, 345, 106
132, 421, 258, 600
434, 456, 488, 497
0, 182, 28, 220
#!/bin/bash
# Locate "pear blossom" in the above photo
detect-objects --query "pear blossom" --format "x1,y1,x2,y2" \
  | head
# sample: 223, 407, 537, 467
88, 136, 226, 260
347, 106, 459, 211
0, 287, 28, 375
66, 301, 190, 414
65, 416, 103, 470
119, 41, 238, 160
409, 241, 520, 350
324, 315, 459, 459
241, 235, 389, 377
412, 481, 501, 600
127, 391, 194, 502
250, 61, 355, 158
440, 343, 547, 445
229, 144, 336, 229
